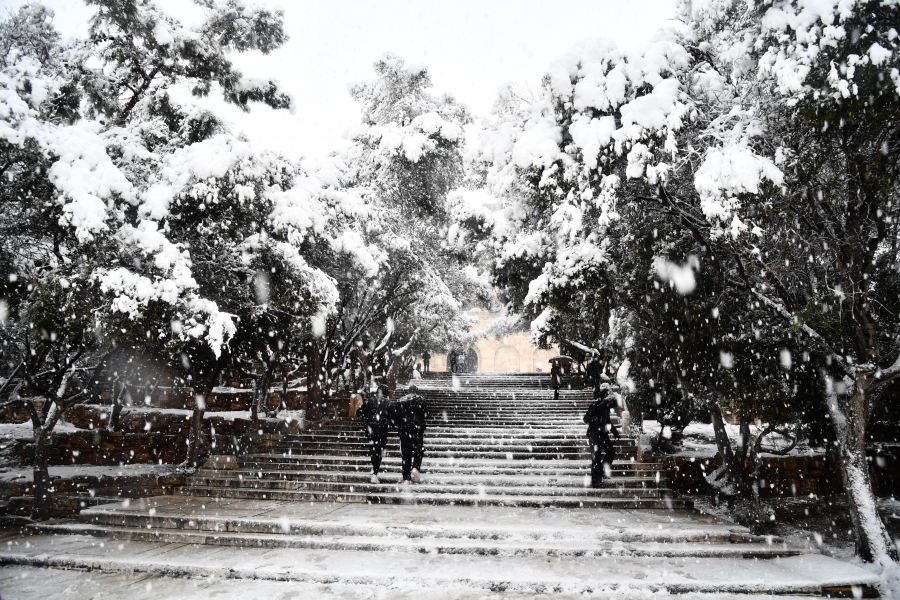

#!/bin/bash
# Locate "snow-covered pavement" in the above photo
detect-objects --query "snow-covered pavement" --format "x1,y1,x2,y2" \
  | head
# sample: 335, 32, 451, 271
0, 501, 879, 598
0, 565, 852, 600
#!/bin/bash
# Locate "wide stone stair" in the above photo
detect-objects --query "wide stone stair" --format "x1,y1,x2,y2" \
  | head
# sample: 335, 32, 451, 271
176, 373, 684, 508
4, 373, 883, 597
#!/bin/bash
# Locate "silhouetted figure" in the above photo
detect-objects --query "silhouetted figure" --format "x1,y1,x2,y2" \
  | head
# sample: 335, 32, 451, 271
391, 385, 428, 483
448, 350, 458, 373
550, 362, 561, 400
358, 384, 393, 483
457, 353, 466, 373
422, 351, 431, 373
584, 386, 620, 488
585, 357, 601, 390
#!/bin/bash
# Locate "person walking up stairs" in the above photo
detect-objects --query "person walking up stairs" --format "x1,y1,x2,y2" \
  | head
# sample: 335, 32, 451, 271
391, 385, 428, 484
357, 384, 393, 484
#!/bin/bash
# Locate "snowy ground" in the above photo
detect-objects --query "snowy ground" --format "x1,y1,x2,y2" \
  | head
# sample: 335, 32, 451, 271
0, 566, 856, 600
0, 421, 80, 441
639, 420, 822, 458
0, 501, 883, 598
0, 463, 176, 483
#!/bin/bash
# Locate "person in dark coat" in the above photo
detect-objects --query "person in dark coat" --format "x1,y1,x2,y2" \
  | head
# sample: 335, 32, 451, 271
390, 385, 428, 483
585, 357, 601, 390
422, 351, 431, 373
357, 384, 393, 484
583, 386, 620, 488
447, 349, 457, 373
550, 362, 561, 400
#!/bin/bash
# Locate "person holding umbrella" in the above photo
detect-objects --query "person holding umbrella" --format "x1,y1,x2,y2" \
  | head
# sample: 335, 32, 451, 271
548, 355, 572, 399
550, 361, 561, 400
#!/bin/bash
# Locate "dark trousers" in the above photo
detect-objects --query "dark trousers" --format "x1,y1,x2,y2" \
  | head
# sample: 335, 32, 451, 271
553, 386, 560, 400
398, 424, 425, 480
368, 431, 388, 476
589, 434, 615, 487
423, 361, 429, 373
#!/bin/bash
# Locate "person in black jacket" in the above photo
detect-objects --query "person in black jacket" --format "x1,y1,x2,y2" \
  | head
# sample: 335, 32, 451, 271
583, 385, 620, 488
390, 385, 428, 483
585, 357, 601, 390
358, 384, 393, 484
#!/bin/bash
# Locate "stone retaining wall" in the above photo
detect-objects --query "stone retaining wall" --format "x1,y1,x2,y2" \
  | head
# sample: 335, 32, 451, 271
4, 428, 284, 467
0, 472, 186, 519
662, 451, 899, 498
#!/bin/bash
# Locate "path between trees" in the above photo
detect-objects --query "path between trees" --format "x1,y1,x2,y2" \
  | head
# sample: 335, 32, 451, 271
0, 373, 881, 597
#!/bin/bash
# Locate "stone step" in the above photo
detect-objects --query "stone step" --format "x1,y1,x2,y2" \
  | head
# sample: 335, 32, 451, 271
76, 499, 754, 543
304, 424, 602, 433
191, 470, 666, 486
268, 448, 618, 460
283, 432, 629, 442
419, 420, 595, 426
174, 486, 690, 508
78, 498, 740, 542
184, 479, 672, 498
34, 522, 809, 559
275, 441, 635, 453
0, 531, 877, 597
237, 454, 659, 472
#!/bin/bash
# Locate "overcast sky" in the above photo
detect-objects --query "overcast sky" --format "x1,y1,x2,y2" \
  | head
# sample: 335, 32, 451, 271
2, 0, 678, 161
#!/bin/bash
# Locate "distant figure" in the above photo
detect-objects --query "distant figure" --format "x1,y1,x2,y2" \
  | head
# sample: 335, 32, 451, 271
458, 353, 466, 373
550, 362, 561, 400
358, 384, 393, 484
448, 349, 458, 373
585, 357, 600, 390
422, 351, 431, 373
583, 386, 620, 488
391, 385, 428, 483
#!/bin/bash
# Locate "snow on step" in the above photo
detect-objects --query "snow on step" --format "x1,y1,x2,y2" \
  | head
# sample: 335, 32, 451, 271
0, 530, 878, 596
20, 498, 879, 595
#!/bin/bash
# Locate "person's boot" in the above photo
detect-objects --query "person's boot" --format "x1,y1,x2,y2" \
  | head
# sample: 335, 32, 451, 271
370, 473, 380, 484
411, 468, 422, 483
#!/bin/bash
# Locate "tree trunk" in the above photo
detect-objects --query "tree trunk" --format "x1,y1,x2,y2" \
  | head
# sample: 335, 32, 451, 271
250, 375, 259, 426
306, 344, 325, 421
387, 351, 400, 390
709, 405, 742, 487
30, 427, 52, 520
823, 370, 899, 564
184, 401, 206, 470
251, 365, 272, 428
107, 383, 126, 432
184, 369, 220, 471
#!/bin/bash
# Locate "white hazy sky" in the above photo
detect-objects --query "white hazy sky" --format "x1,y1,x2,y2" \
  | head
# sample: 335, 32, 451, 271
2, 0, 678, 161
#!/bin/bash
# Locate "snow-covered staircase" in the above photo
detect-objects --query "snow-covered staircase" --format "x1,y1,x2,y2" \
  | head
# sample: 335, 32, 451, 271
177, 373, 684, 508
14, 499, 880, 597
6, 373, 882, 597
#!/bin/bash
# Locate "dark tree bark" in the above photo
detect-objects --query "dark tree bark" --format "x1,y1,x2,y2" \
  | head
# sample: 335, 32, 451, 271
305, 343, 325, 422
824, 370, 900, 563
183, 366, 222, 471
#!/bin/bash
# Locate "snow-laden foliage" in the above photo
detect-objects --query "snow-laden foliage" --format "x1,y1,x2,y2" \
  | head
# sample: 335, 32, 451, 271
0, 1, 373, 509
300, 55, 489, 406
453, 0, 900, 567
